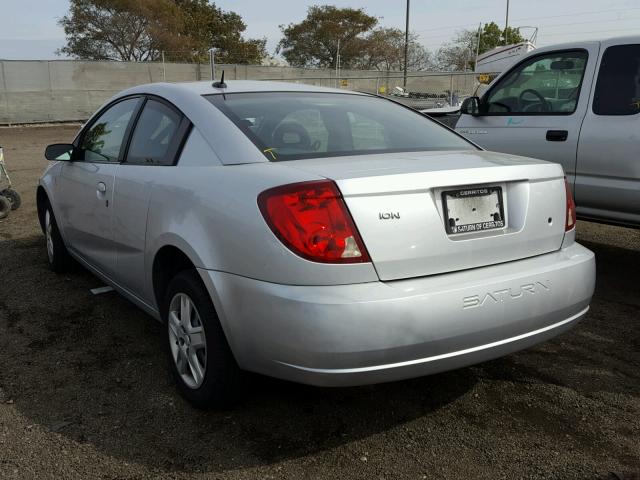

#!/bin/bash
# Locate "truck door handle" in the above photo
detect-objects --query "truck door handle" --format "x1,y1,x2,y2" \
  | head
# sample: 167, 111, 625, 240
546, 130, 568, 141
97, 182, 107, 194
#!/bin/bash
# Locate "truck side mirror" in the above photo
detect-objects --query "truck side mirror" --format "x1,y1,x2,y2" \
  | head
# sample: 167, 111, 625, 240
460, 97, 481, 116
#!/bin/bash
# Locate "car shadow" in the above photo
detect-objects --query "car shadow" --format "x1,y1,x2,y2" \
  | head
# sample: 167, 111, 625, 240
0, 235, 476, 473
1, 233, 638, 474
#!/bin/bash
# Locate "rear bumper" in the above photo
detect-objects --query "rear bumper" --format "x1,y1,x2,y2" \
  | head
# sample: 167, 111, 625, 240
199, 242, 595, 387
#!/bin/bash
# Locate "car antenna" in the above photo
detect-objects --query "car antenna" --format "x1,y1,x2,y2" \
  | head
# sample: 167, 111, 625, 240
212, 70, 227, 89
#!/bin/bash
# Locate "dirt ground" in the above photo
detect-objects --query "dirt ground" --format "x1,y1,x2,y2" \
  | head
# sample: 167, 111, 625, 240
0, 125, 638, 480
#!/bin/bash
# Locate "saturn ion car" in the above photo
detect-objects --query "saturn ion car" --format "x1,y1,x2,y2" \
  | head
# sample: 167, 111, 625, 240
38, 81, 595, 407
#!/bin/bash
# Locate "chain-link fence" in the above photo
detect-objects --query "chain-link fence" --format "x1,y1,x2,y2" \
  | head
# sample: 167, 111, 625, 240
0, 58, 486, 124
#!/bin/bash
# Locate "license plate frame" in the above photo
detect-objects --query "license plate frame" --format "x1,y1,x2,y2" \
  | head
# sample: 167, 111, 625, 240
442, 186, 506, 234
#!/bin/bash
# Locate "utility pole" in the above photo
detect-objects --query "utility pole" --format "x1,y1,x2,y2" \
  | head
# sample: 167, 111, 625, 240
504, 0, 510, 45
474, 22, 482, 71
403, 0, 410, 88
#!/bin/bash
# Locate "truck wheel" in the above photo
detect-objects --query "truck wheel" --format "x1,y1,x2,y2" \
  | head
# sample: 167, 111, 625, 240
1, 189, 21, 210
0, 196, 10, 219
44, 202, 72, 272
162, 270, 243, 409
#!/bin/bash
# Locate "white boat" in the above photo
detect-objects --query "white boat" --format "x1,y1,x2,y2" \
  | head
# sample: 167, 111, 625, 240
475, 41, 536, 75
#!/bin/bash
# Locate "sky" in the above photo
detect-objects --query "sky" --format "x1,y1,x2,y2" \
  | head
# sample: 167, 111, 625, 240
1, 0, 640, 60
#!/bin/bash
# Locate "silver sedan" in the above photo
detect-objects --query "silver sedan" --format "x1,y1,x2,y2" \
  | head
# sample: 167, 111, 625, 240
38, 81, 595, 408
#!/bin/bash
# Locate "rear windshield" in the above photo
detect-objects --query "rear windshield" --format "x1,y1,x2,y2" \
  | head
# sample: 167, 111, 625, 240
205, 92, 476, 161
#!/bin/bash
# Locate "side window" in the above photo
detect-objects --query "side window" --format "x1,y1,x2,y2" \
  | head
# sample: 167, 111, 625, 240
347, 111, 387, 150
127, 99, 183, 165
273, 109, 329, 154
80, 98, 140, 162
593, 44, 640, 115
485, 50, 588, 114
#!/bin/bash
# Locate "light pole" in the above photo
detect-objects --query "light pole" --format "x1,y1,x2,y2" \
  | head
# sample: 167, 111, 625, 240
403, 0, 410, 88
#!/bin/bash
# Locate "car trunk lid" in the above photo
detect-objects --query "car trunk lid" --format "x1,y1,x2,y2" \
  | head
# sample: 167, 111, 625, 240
285, 150, 567, 280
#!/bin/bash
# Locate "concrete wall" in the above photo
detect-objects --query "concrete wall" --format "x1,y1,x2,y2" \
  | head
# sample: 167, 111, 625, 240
0, 60, 479, 124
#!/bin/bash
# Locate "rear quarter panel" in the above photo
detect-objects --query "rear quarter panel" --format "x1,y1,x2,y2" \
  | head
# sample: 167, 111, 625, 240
143, 161, 379, 298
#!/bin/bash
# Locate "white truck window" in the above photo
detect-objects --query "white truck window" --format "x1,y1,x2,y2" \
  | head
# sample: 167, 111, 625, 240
484, 50, 588, 115
593, 44, 640, 116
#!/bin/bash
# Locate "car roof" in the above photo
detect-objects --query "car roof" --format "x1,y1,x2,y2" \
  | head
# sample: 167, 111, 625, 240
122, 80, 367, 97
529, 35, 640, 55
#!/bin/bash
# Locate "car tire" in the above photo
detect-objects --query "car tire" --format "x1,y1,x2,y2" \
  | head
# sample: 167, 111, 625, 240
162, 270, 243, 409
1, 188, 21, 210
44, 202, 72, 273
0, 195, 11, 219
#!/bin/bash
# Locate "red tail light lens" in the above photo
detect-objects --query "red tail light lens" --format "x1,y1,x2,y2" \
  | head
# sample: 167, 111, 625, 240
258, 180, 370, 263
565, 177, 576, 231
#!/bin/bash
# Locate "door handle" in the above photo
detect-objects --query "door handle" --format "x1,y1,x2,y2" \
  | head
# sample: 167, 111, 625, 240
546, 130, 568, 141
97, 182, 107, 194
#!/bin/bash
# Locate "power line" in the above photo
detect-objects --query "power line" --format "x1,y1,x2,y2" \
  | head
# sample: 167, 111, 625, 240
414, 6, 640, 33
540, 26, 640, 37
536, 16, 640, 30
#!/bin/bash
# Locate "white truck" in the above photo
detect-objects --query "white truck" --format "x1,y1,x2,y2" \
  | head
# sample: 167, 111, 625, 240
456, 36, 640, 227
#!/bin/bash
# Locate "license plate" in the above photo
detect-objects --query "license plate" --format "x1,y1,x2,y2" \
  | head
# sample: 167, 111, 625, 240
442, 186, 505, 234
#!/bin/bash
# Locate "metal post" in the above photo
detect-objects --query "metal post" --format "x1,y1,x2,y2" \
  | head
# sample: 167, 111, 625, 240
335, 39, 340, 88
449, 74, 453, 106
209, 48, 215, 81
162, 51, 166, 82
504, 0, 510, 45
403, 0, 410, 88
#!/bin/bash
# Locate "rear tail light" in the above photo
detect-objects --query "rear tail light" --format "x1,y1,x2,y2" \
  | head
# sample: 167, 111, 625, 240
565, 177, 576, 231
258, 180, 370, 263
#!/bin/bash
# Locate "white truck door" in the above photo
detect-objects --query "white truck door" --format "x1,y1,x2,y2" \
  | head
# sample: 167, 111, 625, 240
576, 41, 640, 226
457, 44, 600, 185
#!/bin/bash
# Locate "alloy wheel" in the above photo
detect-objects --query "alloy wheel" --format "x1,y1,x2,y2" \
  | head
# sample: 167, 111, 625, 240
168, 293, 207, 389
45, 210, 54, 263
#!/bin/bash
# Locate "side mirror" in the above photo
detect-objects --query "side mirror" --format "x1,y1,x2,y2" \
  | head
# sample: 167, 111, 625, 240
44, 143, 75, 161
460, 96, 481, 116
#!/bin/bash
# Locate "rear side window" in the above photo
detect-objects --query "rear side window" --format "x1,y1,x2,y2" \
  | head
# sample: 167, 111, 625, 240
127, 99, 183, 165
206, 92, 475, 162
593, 44, 640, 115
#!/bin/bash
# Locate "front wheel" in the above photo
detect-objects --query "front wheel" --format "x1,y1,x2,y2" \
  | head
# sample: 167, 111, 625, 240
163, 270, 243, 409
44, 203, 72, 272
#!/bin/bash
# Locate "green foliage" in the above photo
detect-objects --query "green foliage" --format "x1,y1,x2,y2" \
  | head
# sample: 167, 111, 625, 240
435, 21, 526, 71
358, 28, 433, 71
277, 5, 378, 68
58, 0, 184, 61
173, 0, 266, 64
476, 22, 525, 55
58, 0, 266, 63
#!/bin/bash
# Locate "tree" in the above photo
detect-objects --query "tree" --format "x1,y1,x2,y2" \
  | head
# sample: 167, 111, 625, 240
173, 0, 266, 64
476, 22, 525, 55
435, 22, 525, 71
58, 0, 184, 61
277, 6, 378, 68
58, 0, 267, 63
358, 28, 433, 71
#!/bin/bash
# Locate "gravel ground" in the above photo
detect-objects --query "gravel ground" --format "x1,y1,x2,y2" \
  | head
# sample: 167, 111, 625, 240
0, 125, 638, 480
